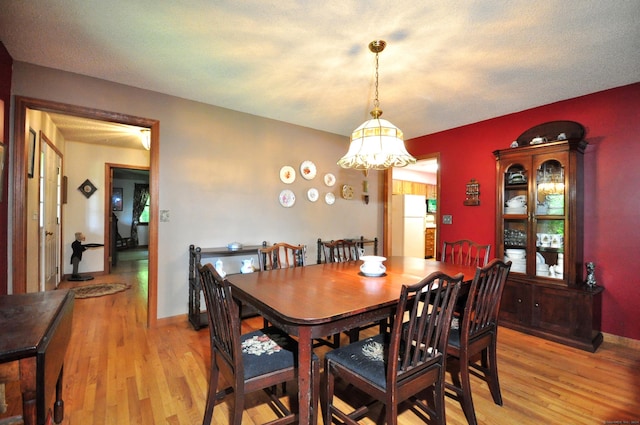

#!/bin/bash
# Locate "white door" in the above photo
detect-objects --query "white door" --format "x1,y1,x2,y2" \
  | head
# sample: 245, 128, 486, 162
40, 142, 62, 291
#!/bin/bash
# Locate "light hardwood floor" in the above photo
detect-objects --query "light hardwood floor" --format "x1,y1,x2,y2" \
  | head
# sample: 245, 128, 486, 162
2, 253, 639, 424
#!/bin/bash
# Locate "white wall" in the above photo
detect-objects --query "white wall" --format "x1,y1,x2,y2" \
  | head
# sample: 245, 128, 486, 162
63, 141, 149, 275
11, 62, 385, 320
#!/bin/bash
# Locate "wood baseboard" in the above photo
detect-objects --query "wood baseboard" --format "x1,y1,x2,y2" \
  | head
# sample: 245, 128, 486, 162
156, 314, 188, 328
603, 332, 640, 349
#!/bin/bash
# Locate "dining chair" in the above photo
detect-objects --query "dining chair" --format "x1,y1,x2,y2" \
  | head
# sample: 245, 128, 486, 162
320, 239, 360, 263
257, 242, 306, 271
323, 271, 463, 425
257, 242, 306, 329
197, 262, 319, 425
441, 239, 491, 267
318, 239, 387, 348
445, 258, 512, 425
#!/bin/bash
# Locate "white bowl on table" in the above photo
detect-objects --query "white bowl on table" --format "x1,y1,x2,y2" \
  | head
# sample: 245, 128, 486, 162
360, 256, 387, 277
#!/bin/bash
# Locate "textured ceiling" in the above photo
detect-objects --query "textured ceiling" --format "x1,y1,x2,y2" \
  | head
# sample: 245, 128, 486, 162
2, 1, 639, 149
47, 112, 149, 150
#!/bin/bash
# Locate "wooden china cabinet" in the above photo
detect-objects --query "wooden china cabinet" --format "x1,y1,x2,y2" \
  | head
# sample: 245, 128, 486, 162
494, 139, 603, 352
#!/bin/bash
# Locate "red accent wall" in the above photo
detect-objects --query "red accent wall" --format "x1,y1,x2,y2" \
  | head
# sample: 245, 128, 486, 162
0, 42, 12, 295
406, 82, 640, 341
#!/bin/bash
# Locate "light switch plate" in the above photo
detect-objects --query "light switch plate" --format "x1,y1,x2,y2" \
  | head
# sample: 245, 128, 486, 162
442, 214, 453, 224
160, 210, 170, 222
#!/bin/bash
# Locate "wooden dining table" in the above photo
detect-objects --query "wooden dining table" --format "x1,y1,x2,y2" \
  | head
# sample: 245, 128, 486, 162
225, 256, 478, 424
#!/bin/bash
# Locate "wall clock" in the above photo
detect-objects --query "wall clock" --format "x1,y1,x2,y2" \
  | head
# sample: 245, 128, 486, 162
78, 179, 97, 198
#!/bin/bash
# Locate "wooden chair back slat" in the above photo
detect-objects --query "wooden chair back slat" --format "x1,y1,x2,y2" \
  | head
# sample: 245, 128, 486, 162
320, 239, 360, 263
441, 239, 491, 267
258, 242, 306, 271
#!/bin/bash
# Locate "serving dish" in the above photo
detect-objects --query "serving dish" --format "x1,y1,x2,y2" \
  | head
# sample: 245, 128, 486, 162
359, 255, 387, 277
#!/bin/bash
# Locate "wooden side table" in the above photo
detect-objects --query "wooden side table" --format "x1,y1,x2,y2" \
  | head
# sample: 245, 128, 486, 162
0, 290, 74, 425
188, 244, 264, 330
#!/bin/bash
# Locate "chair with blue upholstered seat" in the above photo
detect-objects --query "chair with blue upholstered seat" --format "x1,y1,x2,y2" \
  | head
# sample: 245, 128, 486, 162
445, 258, 511, 425
323, 271, 463, 425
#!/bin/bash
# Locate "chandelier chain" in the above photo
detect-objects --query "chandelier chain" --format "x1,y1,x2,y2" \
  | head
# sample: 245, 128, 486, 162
373, 52, 380, 109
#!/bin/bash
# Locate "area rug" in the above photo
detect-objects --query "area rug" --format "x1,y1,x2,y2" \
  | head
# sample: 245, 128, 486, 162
74, 283, 130, 299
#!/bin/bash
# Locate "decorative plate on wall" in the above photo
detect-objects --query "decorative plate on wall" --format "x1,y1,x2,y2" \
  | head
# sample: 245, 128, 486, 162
78, 179, 97, 198
279, 165, 296, 184
300, 160, 317, 180
307, 188, 319, 202
325, 192, 335, 205
279, 189, 296, 207
323, 173, 336, 187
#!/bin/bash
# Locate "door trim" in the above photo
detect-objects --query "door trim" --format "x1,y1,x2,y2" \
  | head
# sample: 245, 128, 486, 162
12, 96, 159, 327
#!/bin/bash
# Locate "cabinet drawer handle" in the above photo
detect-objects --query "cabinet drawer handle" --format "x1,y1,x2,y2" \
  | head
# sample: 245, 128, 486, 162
535, 302, 539, 307
517, 298, 522, 303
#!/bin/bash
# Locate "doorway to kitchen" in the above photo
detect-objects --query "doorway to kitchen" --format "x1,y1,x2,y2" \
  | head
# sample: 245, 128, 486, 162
384, 153, 440, 259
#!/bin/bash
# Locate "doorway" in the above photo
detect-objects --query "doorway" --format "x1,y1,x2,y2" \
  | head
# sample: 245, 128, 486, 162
12, 96, 160, 327
40, 133, 64, 291
384, 153, 440, 259
108, 165, 150, 273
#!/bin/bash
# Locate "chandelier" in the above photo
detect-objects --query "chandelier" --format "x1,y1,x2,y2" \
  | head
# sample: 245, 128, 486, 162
338, 40, 416, 172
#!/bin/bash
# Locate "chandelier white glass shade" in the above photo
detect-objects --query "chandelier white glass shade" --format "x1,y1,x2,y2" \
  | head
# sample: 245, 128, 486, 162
338, 40, 416, 171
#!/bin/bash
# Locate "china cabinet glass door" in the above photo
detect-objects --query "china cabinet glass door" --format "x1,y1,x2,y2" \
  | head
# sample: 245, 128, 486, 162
533, 153, 567, 282
500, 150, 570, 284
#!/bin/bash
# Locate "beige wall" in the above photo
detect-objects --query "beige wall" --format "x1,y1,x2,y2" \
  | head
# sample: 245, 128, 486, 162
11, 62, 384, 319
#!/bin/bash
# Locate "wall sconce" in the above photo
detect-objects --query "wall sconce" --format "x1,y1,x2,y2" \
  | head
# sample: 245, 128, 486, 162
363, 180, 369, 205
464, 178, 480, 206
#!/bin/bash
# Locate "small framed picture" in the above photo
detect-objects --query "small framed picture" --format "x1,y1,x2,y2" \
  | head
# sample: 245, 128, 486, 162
28, 128, 37, 178
112, 187, 123, 211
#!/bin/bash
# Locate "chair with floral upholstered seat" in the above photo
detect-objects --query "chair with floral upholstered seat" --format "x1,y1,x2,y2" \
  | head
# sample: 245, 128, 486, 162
198, 262, 319, 425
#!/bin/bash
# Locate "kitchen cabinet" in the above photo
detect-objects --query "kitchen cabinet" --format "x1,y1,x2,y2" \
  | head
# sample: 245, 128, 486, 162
392, 180, 435, 197
494, 139, 603, 351
424, 228, 435, 258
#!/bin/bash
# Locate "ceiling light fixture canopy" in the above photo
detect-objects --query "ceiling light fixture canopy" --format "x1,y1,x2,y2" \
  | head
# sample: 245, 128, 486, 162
338, 40, 416, 173
140, 128, 151, 150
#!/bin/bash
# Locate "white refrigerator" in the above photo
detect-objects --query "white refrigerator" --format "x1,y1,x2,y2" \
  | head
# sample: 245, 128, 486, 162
391, 194, 426, 258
